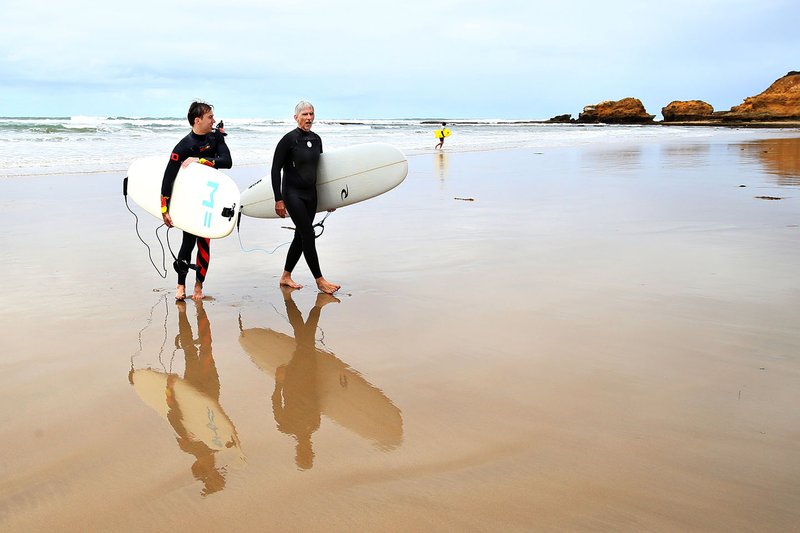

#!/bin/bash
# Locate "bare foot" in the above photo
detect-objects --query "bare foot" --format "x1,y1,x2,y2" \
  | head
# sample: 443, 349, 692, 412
192, 282, 204, 301
175, 285, 187, 301
315, 276, 340, 295
279, 271, 303, 289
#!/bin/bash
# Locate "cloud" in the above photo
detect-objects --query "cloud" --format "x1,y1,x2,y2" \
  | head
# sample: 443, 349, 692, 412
1, 0, 798, 118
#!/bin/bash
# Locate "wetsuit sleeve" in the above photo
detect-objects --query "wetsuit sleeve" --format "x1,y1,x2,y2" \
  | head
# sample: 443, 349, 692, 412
210, 133, 232, 169
271, 134, 291, 202
161, 140, 190, 200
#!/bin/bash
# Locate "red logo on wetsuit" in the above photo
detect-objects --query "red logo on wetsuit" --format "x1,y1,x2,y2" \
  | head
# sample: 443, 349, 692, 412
170, 152, 180, 161
199, 144, 211, 152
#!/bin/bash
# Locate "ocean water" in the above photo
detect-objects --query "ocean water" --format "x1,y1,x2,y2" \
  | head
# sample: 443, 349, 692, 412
1, 115, 799, 178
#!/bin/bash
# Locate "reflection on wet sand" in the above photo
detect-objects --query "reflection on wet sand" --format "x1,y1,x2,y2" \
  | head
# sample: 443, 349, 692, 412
239, 289, 403, 470
581, 146, 643, 171
129, 299, 244, 496
435, 151, 449, 181
660, 143, 711, 169
738, 137, 800, 185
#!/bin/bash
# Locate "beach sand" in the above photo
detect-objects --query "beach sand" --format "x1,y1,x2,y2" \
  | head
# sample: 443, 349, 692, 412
1, 136, 799, 531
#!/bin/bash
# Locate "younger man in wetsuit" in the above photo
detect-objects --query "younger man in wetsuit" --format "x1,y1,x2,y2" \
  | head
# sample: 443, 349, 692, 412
161, 101, 232, 301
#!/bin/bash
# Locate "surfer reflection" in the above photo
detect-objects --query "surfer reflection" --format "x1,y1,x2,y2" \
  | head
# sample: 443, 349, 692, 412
239, 287, 403, 470
272, 289, 328, 469
129, 299, 244, 496
435, 151, 449, 181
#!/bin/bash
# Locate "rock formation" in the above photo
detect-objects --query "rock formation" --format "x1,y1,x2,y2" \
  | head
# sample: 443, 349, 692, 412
547, 71, 799, 126
547, 114, 573, 123
661, 100, 714, 122
576, 98, 655, 124
722, 71, 800, 121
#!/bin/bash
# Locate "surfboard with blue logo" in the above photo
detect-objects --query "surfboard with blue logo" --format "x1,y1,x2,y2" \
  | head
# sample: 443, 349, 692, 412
125, 156, 240, 239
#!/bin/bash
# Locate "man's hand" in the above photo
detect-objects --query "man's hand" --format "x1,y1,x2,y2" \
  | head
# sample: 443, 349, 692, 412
275, 200, 287, 218
163, 212, 174, 227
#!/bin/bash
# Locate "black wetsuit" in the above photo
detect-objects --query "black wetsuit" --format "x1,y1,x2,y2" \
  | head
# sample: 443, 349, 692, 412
271, 127, 324, 279
161, 130, 232, 285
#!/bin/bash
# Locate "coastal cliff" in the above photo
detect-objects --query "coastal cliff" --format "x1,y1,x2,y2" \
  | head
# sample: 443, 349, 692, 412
662, 71, 800, 125
551, 71, 800, 126
721, 71, 800, 121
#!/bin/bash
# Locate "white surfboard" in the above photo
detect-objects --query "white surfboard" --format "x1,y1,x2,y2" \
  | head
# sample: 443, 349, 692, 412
125, 156, 240, 239
240, 142, 407, 218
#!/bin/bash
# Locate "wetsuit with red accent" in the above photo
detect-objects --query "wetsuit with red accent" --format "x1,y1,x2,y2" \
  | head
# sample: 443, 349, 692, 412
161, 130, 232, 285
271, 127, 324, 279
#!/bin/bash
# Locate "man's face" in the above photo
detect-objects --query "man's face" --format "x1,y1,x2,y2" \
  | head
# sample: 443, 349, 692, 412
194, 111, 215, 134
294, 107, 314, 131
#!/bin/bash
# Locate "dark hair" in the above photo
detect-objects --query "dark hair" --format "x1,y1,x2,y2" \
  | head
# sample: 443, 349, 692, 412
442, 122, 447, 126
187, 101, 213, 126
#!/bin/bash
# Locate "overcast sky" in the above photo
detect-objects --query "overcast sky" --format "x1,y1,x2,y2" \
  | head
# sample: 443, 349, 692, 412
2, 0, 798, 119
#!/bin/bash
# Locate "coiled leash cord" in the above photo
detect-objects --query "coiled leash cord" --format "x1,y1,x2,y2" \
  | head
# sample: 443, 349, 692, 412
236, 210, 333, 255
123, 176, 196, 278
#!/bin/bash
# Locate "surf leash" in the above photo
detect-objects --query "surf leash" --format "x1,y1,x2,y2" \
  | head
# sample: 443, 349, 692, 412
123, 176, 200, 278
312, 210, 333, 238
123, 176, 169, 278
234, 210, 333, 256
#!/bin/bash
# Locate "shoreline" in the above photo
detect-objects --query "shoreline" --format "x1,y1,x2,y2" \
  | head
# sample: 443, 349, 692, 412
425, 119, 800, 128
3, 123, 800, 181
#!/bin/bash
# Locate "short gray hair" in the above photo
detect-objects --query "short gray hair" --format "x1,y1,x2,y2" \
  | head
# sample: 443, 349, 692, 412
294, 101, 314, 116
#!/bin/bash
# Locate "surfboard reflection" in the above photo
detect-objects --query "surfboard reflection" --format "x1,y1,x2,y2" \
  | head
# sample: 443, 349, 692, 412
129, 299, 244, 496
239, 289, 403, 470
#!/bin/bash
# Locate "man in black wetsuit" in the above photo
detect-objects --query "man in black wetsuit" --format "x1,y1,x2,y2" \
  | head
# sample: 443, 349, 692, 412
271, 101, 340, 295
161, 101, 232, 301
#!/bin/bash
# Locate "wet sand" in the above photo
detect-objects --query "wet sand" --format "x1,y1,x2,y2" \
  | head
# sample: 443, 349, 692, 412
2, 136, 800, 531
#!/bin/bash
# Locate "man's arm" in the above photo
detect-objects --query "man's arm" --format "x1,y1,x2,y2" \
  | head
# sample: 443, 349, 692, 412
161, 140, 189, 226
161, 149, 184, 199
208, 134, 232, 169
271, 134, 291, 203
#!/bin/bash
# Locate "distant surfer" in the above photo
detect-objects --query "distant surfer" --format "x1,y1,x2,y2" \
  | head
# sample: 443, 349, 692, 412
435, 122, 448, 150
161, 101, 232, 301
271, 101, 340, 295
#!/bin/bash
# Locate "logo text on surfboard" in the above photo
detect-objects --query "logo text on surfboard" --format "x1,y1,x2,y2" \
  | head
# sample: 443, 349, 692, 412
203, 181, 219, 228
